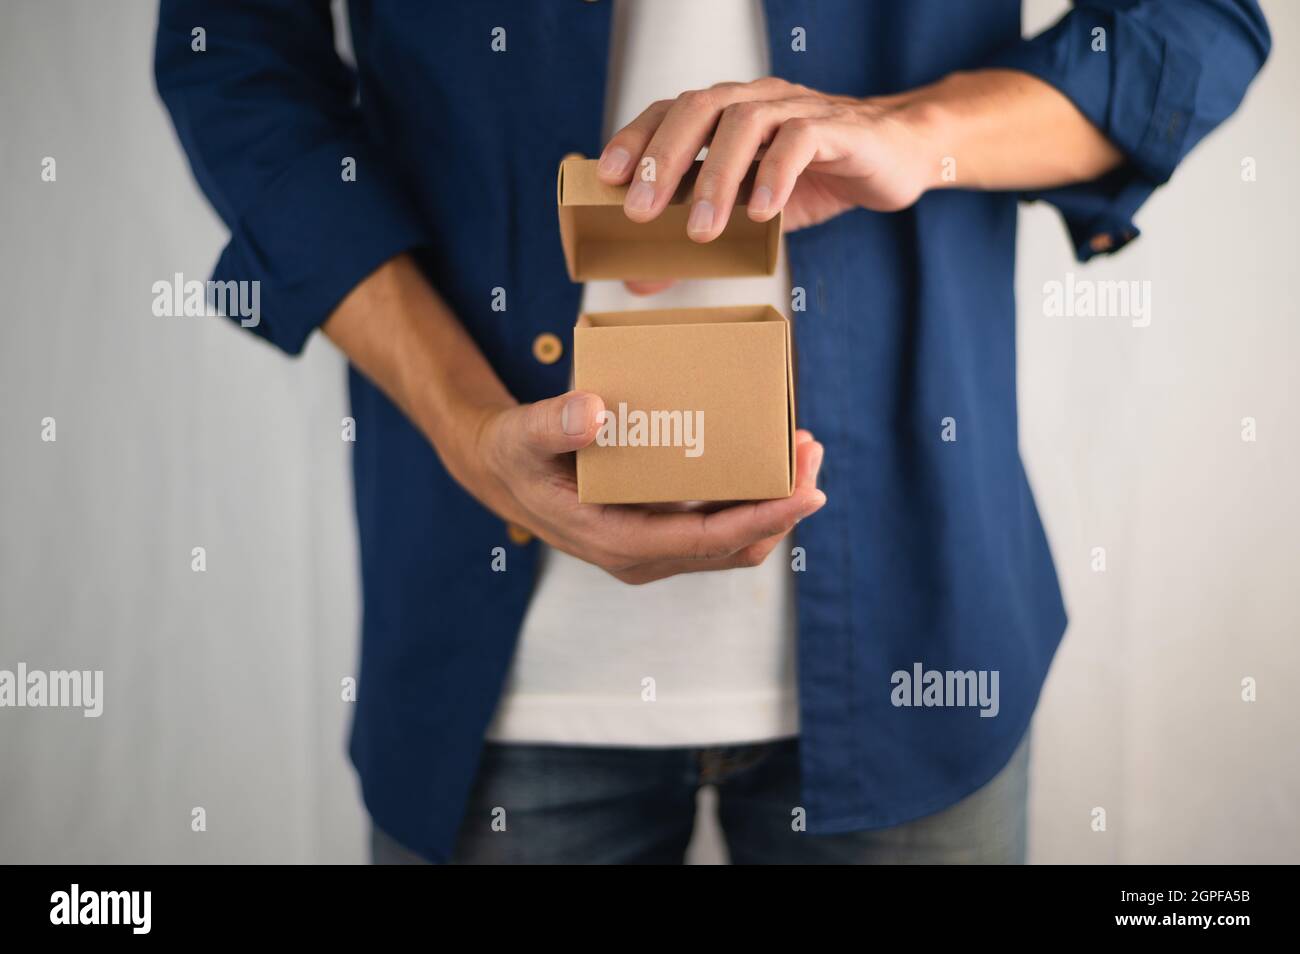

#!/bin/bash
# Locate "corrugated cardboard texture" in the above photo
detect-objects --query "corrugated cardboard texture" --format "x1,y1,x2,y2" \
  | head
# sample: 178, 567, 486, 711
558, 158, 782, 282
575, 305, 794, 504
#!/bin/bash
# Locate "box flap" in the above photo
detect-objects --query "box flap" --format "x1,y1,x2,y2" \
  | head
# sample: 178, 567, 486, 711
558, 158, 782, 283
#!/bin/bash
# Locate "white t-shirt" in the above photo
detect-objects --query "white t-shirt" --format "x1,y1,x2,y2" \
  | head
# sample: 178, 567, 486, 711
485, 0, 797, 747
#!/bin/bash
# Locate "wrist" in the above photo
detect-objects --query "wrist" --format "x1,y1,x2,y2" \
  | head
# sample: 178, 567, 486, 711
408, 366, 515, 479
887, 92, 959, 195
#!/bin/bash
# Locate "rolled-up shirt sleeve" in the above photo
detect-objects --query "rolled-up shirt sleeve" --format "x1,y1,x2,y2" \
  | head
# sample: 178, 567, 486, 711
986, 0, 1271, 260
154, 1, 429, 354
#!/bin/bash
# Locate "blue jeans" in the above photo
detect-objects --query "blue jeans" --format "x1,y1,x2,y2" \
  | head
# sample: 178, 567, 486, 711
372, 733, 1029, 864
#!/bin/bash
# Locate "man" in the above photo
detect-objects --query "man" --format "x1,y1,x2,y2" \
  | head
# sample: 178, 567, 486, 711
155, 0, 1269, 864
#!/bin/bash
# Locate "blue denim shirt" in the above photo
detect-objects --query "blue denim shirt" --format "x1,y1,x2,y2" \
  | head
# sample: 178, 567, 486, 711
155, 0, 1269, 862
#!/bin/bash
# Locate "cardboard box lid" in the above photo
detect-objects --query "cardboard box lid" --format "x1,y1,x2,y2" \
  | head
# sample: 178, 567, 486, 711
574, 304, 796, 504
557, 158, 782, 283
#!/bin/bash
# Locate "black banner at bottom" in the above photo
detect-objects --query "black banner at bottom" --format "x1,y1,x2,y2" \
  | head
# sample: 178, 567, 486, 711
2, 864, 1287, 939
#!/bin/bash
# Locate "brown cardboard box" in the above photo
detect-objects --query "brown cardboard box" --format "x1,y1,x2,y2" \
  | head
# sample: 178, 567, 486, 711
559, 155, 790, 509
574, 305, 795, 504
558, 158, 794, 505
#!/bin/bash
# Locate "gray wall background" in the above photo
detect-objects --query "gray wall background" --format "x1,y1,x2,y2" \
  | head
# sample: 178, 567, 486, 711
1, 0, 1296, 863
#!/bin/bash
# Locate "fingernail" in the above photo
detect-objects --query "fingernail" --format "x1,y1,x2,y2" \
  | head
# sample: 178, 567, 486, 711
750, 185, 773, 216
598, 146, 631, 177
809, 490, 827, 508
626, 179, 655, 214
687, 200, 715, 235
562, 395, 593, 435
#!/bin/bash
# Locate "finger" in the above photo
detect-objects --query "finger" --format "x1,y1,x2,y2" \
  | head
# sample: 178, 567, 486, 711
795, 436, 824, 490
583, 454, 827, 566
610, 531, 786, 584
752, 117, 825, 222
620, 477, 831, 583
690, 99, 833, 242
512, 390, 606, 458
549, 439, 826, 579
597, 99, 674, 184
730, 532, 786, 570
624, 80, 794, 223
623, 279, 677, 296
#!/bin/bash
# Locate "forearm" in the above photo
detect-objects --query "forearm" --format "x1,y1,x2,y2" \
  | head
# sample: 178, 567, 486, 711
896, 68, 1125, 193
321, 253, 516, 485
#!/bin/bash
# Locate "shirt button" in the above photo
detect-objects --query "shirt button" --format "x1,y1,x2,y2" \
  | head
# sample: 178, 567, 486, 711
507, 523, 534, 546
1089, 233, 1115, 253
533, 332, 563, 364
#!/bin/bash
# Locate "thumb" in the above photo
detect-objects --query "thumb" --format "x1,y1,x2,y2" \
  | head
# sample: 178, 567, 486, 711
514, 390, 606, 457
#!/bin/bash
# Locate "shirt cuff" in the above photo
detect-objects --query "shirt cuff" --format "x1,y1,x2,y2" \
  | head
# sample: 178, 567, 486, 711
985, 9, 1202, 260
